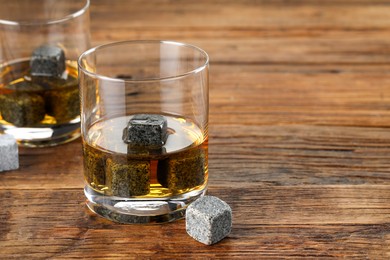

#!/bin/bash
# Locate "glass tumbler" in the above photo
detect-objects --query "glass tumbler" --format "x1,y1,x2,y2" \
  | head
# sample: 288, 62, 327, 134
0, 0, 90, 147
78, 40, 209, 223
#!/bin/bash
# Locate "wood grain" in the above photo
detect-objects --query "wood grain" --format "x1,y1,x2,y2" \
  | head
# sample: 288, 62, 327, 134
1, 187, 389, 258
91, 0, 390, 65
1, 0, 390, 258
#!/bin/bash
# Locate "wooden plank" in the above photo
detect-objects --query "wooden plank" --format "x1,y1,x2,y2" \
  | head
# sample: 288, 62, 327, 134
0, 187, 389, 258
209, 124, 390, 186
209, 66, 390, 126
89, 1, 390, 65
91, 33, 390, 65
90, 0, 390, 29
91, 27, 390, 66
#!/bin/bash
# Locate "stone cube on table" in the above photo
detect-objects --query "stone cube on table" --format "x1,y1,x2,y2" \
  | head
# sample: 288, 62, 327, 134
186, 196, 232, 245
0, 134, 19, 172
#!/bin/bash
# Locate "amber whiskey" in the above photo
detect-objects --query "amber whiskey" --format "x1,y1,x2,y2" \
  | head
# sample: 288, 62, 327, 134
83, 115, 208, 198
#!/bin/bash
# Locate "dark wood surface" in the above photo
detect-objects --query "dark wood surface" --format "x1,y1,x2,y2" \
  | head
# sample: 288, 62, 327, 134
2, 0, 390, 258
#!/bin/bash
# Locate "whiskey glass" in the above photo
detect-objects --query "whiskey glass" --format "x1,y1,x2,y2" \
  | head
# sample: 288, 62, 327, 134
78, 40, 209, 223
0, 0, 90, 147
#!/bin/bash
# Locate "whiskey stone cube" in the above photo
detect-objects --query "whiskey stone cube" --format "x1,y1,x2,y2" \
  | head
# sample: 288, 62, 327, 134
45, 87, 80, 122
127, 145, 167, 157
45, 85, 80, 122
0, 81, 45, 126
122, 114, 167, 147
30, 46, 66, 77
31, 74, 80, 122
106, 158, 150, 197
0, 92, 45, 127
157, 148, 205, 192
0, 134, 19, 172
83, 145, 106, 188
31, 74, 77, 90
186, 196, 232, 245
5, 80, 44, 93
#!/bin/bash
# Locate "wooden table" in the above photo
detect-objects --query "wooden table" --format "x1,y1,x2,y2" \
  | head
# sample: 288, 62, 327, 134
2, 0, 390, 258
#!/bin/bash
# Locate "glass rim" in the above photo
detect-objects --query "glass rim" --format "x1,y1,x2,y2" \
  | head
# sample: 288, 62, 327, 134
78, 40, 210, 83
0, 0, 90, 26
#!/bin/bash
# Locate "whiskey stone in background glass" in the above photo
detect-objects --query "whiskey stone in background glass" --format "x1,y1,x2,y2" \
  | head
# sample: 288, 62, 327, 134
0, 92, 46, 127
30, 46, 66, 77
0, 81, 46, 126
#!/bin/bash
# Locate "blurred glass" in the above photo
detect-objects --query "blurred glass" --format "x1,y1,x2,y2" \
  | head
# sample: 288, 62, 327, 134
0, 0, 90, 147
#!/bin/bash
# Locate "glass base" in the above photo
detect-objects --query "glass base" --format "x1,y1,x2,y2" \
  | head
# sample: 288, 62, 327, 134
1, 121, 80, 147
84, 186, 207, 224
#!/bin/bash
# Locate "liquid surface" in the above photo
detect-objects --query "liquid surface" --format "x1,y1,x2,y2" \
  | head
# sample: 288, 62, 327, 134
87, 115, 205, 154
84, 115, 208, 198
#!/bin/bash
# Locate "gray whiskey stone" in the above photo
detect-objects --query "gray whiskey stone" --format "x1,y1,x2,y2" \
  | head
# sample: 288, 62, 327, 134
0, 92, 46, 127
157, 148, 205, 192
186, 196, 232, 245
4, 81, 44, 92
122, 114, 167, 147
44, 84, 80, 122
106, 158, 150, 197
30, 46, 66, 77
0, 134, 19, 172
83, 144, 106, 188
31, 74, 80, 122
